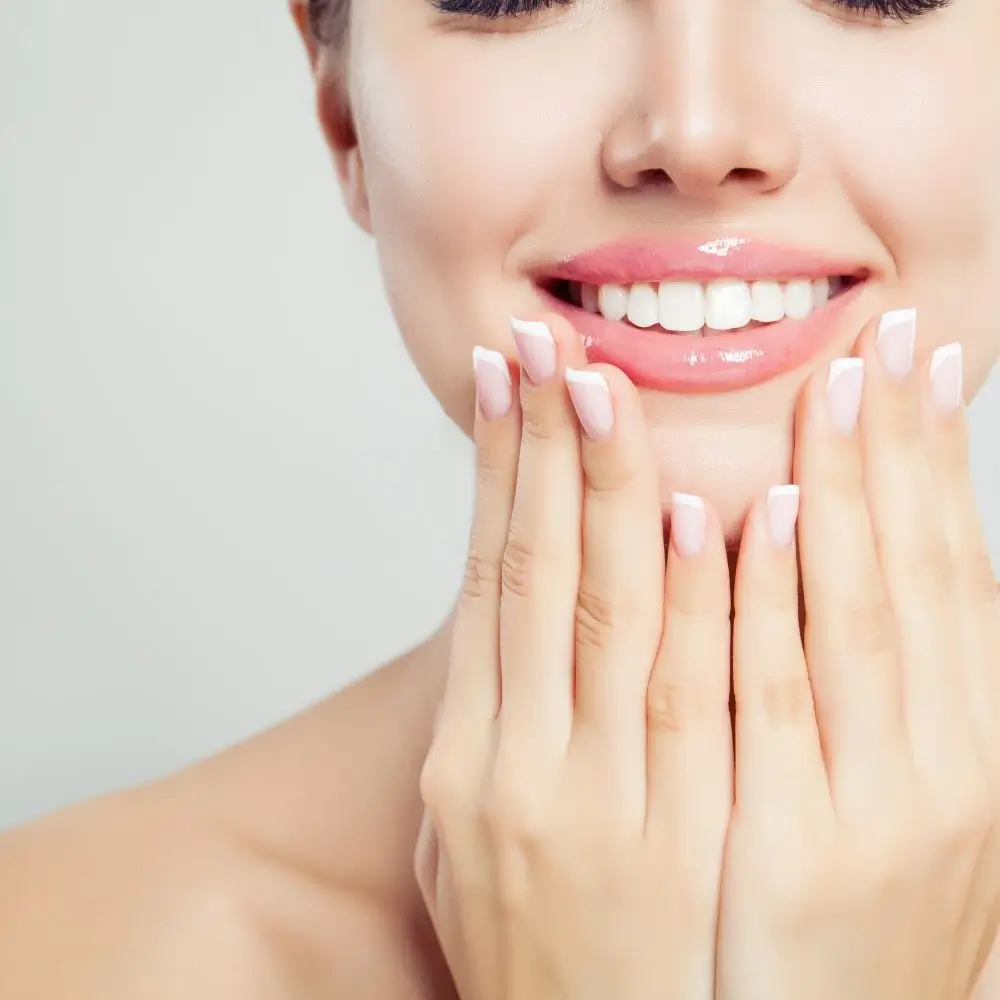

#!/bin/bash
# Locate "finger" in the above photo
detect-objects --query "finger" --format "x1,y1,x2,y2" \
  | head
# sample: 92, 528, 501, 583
859, 309, 977, 790
644, 493, 732, 841
440, 345, 521, 747
794, 349, 910, 817
564, 364, 664, 819
413, 810, 477, 1000
496, 313, 589, 769
733, 486, 831, 829
922, 341, 1000, 761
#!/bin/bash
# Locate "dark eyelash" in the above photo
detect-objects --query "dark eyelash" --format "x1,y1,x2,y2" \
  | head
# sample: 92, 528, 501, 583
828, 0, 952, 21
431, 0, 569, 16
432, 0, 952, 20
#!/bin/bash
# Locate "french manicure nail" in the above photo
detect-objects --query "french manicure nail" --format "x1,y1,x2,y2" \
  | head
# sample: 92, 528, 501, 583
876, 308, 917, 380
826, 358, 865, 435
472, 346, 512, 420
671, 493, 706, 557
511, 317, 557, 384
566, 369, 614, 440
766, 485, 800, 549
930, 342, 964, 414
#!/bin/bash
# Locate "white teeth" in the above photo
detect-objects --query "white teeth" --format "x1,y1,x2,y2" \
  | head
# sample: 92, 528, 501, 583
626, 282, 660, 328
658, 281, 705, 333
783, 279, 814, 320
705, 279, 753, 332
750, 281, 785, 323
598, 283, 629, 322
586, 275, 843, 333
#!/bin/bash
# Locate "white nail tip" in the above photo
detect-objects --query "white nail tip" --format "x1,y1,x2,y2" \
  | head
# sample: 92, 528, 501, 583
565, 369, 608, 388
930, 342, 962, 377
672, 492, 705, 511
510, 317, 554, 341
473, 346, 512, 383
877, 307, 917, 338
767, 484, 800, 502
827, 357, 864, 388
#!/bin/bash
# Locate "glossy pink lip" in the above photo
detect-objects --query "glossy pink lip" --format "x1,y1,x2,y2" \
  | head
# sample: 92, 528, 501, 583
532, 238, 871, 393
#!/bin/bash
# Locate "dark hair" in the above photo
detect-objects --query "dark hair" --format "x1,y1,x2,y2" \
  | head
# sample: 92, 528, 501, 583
309, 0, 349, 49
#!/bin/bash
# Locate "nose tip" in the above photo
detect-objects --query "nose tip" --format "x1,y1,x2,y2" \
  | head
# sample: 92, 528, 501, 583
605, 105, 800, 203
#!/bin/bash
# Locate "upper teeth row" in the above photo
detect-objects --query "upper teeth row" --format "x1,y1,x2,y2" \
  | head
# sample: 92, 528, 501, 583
579, 278, 840, 334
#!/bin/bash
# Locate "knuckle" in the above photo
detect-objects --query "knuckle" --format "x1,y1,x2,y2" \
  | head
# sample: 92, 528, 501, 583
419, 753, 456, 817
831, 593, 897, 659
963, 546, 1000, 606
756, 672, 815, 728
646, 676, 715, 732
583, 452, 637, 497
475, 437, 512, 492
462, 547, 502, 602
575, 589, 622, 653
501, 534, 538, 599
483, 781, 546, 849
520, 406, 558, 444
903, 536, 958, 597
936, 787, 994, 855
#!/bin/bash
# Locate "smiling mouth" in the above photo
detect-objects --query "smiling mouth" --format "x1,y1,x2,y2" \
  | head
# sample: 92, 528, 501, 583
541, 273, 866, 337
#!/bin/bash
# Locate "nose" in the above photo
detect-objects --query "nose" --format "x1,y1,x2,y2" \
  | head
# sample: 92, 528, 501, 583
602, 3, 801, 204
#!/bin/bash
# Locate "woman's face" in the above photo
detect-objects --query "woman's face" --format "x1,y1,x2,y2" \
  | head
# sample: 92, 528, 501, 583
298, 0, 1000, 548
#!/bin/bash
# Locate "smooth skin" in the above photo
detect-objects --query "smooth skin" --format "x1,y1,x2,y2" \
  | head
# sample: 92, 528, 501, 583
3, 0, 1000, 998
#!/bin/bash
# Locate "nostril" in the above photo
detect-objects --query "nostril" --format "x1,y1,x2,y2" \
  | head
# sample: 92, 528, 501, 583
726, 167, 768, 184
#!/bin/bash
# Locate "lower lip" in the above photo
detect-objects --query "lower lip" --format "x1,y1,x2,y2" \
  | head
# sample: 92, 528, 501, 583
539, 282, 866, 393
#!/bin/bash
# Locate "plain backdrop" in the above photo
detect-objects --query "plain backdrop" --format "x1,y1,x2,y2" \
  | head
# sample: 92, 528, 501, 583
2, 1, 999, 831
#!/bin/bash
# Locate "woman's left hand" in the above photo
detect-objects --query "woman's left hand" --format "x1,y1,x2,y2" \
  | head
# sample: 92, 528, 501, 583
717, 308, 1000, 1000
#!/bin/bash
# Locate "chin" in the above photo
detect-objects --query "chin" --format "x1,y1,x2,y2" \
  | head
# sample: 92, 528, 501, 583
647, 409, 796, 553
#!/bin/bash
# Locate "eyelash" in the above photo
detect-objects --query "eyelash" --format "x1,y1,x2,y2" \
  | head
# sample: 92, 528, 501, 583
432, 0, 952, 23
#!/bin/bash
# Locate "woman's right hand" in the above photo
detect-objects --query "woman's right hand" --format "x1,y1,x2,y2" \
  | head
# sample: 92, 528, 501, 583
414, 312, 733, 1000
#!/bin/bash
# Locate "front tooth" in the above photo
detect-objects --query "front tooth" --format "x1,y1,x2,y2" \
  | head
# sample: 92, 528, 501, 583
783, 279, 814, 320
598, 283, 629, 322
627, 282, 660, 328
581, 284, 599, 314
705, 279, 753, 331
750, 281, 785, 323
812, 277, 830, 308
658, 281, 705, 333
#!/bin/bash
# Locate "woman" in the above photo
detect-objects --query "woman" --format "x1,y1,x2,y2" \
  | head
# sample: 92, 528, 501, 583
1, 0, 999, 997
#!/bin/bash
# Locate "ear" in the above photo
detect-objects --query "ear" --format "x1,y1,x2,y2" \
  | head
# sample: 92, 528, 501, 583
288, 0, 373, 234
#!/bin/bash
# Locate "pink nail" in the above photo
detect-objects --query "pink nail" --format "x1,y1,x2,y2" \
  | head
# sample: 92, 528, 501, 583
566, 369, 614, 440
930, 343, 963, 414
766, 485, 800, 549
472, 347, 512, 420
671, 493, 706, 557
511, 317, 557, 384
876, 308, 917, 381
826, 358, 865, 435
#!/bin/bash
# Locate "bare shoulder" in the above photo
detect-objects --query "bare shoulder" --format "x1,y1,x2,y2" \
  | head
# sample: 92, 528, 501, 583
0, 623, 457, 999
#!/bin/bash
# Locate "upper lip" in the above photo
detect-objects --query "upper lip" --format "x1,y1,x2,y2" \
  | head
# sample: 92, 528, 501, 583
530, 237, 871, 286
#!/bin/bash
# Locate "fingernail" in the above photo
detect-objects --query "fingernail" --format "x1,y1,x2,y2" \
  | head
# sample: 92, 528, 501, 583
511, 317, 557, 384
671, 493, 706, 557
472, 346, 512, 420
930, 342, 964, 414
826, 358, 865, 435
566, 369, 614, 440
766, 485, 800, 549
876, 308, 917, 380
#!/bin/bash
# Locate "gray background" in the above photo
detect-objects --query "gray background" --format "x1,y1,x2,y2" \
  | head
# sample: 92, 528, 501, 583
2, 1, 998, 831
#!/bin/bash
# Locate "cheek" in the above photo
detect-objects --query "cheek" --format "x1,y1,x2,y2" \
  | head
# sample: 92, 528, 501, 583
805, 44, 1000, 389
349, 24, 623, 425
